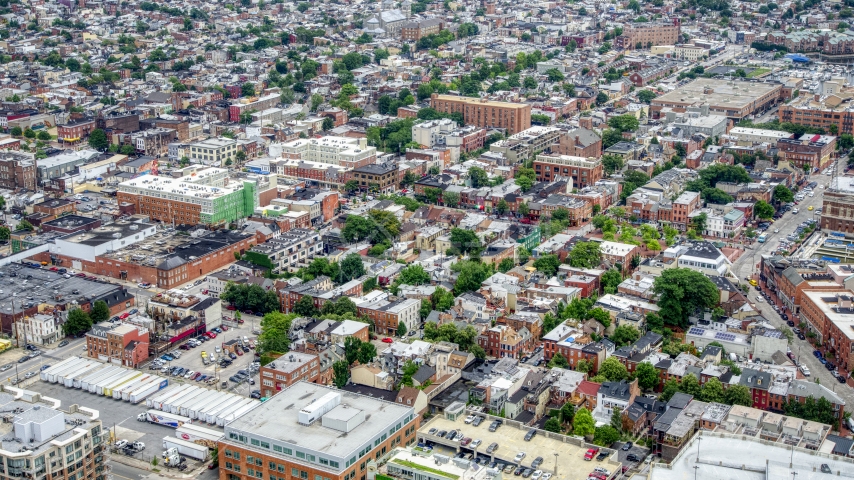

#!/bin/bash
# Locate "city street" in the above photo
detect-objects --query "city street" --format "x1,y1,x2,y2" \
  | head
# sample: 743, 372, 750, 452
728, 165, 854, 408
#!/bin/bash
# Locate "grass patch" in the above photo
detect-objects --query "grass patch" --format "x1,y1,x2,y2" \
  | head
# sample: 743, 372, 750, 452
391, 459, 460, 480
748, 68, 771, 78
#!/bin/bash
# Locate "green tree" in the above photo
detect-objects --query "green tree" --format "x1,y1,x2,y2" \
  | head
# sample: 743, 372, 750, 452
601, 154, 624, 174
257, 312, 296, 355
543, 417, 562, 433
568, 241, 601, 268
754, 200, 775, 219
322, 117, 334, 131
443, 191, 460, 208
724, 384, 753, 406
573, 407, 596, 438
63, 308, 92, 336
610, 407, 623, 432
607, 114, 639, 133
241, 82, 256, 97
468, 166, 489, 188
332, 360, 349, 388
452, 260, 492, 295
635, 362, 660, 391
548, 352, 569, 368
699, 377, 725, 403
660, 379, 680, 402
293, 294, 319, 317
611, 325, 640, 347
653, 268, 719, 328
637, 90, 657, 103
36, 130, 51, 141
16, 220, 33, 232
679, 373, 701, 397
498, 258, 515, 273
89, 300, 110, 323
576, 359, 593, 374
0, 227, 10, 241
469, 344, 486, 360
773, 184, 794, 204
397, 321, 407, 337
88, 128, 109, 150
593, 425, 620, 446
533, 254, 561, 277
599, 357, 628, 381
601, 268, 621, 294
448, 228, 482, 256
338, 253, 366, 283
9, 126, 22, 137
559, 402, 575, 423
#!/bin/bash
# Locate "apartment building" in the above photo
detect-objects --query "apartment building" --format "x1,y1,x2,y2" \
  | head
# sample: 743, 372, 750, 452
489, 126, 561, 162
117, 167, 258, 225
430, 94, 531, 134
279, 136, 377, 170
219, 383, 417, 480
16, 313, 60, 346
820, 177, 854, 234
57, 117, 96, 145
349, 163, 398, 194
0, 394, 107, 480
551, 127, 602, 158
400, 18, 443, 41
779, 96, 854, 135
477, 324, 533, 359
126, 127, 177, 157
189, 137, 239, 166
356, 297, 420, 336
148, 291, 223, 330
532, 153, 603, 188
800, 291, 854, 372
259, 351, 322, 398
0, 151, 36, 190
228, 93, 281, 122
86, 321, 150, 367
244, 228, 323, 274
616, 22, 681, 49
776, 134, 836, 170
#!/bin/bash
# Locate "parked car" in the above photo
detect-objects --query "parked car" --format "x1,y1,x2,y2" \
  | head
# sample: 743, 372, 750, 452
382, 337, 394, 343
622, 442, 633, 451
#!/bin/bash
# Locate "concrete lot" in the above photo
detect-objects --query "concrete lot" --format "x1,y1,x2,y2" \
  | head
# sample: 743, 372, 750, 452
26, 378, 217, 464
418, 416, 622, 480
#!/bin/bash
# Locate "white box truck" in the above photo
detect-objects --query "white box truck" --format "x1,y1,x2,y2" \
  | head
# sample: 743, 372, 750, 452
90, 369, 128, 394
179, 390, 220, 418
65, 362, 102, 388
46, 357, 86, 383
39, 356, 80, 382
164, 387, 203, 415
138, 409, 191, 428
215, 398, 258, 427
128, 378, 169, 404
149, 384, 192, 410
162, 437, 209, 461
175, 423, 223, 448
203, 395, 244, 424
80, 366, 121, 391
115, 375, 153, 400
102, 371, 142, 396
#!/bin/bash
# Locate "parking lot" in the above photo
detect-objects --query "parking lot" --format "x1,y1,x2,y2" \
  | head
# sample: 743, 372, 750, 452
27, 378, 215, 463
146, 323, 259, 395
418, 415, 622, 480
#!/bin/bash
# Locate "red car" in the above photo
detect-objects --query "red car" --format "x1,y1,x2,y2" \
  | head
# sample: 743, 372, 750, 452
76, 273, 86, 277
221, 325, 229, 331
119, 312, 129, 319
237, 319, 245, 324
584, 448, 599, 461
49, 267, 58, 272
202, 289, 208, 294
207, 332, 217, 339
226, 306, 236, 311
382, 337, 394, 343
235, 348, 243, 356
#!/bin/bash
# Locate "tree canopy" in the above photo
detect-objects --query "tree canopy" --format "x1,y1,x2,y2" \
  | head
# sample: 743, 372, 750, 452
652, 268, 719, 328
221, 282, 280, 314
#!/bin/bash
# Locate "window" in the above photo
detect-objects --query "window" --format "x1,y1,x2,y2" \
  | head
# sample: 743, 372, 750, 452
296, 452, 305, 459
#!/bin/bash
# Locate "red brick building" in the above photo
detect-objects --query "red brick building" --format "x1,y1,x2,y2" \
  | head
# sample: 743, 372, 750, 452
57, 117, 96, 145
532, 154, 603, 188
259, 351, 322, 398
86, 322, 150, 368
477, 324, 532, 359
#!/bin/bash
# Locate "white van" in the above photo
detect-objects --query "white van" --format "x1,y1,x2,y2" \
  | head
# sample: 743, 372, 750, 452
799, 365, 811, 376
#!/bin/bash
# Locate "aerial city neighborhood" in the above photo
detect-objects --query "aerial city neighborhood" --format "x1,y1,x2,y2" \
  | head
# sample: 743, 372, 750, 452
7, 0, 854, 479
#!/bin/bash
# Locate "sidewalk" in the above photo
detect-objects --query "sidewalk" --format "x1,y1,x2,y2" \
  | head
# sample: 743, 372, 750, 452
110, 451, 208, 479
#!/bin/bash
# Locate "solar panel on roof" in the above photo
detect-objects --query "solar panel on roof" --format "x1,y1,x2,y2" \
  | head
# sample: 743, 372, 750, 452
688, 327, 705, 336
714, 332, 736, 342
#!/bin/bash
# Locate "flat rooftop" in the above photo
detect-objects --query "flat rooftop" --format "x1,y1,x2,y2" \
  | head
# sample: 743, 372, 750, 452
225, 382, 413, 460
653, 78, 780, 110
100, 228, 253, 269
0, 264, 125, 315
650, 432, 852, 480
419, 414, 621, 480
432, 94, 530, 110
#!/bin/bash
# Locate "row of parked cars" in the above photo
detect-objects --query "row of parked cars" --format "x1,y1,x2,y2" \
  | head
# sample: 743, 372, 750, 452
814, 350, 847, 383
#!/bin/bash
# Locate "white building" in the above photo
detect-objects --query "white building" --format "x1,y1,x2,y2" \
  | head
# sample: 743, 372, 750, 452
50, 218, 158, 263
278, 136, 376, 169
16, 313, 59, 346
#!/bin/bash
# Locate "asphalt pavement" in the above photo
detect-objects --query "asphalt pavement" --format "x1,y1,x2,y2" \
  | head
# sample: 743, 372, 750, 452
729, 166, 854, 409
